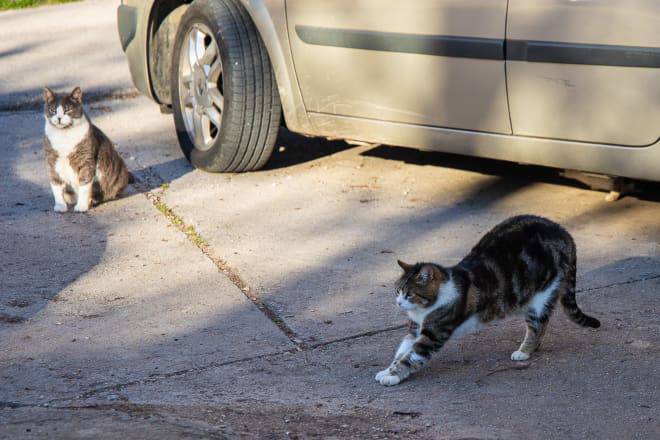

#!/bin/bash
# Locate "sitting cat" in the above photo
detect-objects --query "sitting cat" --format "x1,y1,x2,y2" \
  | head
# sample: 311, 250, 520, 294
376, 215, 600, 386
43, 86, 130, 213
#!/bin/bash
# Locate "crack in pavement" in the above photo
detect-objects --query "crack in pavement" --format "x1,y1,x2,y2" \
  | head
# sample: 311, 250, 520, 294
131, 171, 305, 350
44, 268, 656, 406
14, 264, 656, 408
0, 403, 229, 439
26, 323, 409, 408
576, 273, 660, 293
151, 190, 304, 343
6, 207, 658, 409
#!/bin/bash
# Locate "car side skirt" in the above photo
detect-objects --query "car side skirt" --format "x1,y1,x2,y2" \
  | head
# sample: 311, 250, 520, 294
308, 112, 660, 181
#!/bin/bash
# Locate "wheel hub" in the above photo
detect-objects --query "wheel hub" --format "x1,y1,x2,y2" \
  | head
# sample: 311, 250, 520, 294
192, 67, 210, 111
178, 23, 224, 151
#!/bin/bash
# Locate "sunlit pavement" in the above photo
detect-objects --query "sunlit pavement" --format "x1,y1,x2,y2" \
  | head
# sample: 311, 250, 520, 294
1, 1, 659, 438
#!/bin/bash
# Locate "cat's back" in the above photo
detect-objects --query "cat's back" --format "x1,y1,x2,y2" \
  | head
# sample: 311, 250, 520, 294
464, 215, 573, 260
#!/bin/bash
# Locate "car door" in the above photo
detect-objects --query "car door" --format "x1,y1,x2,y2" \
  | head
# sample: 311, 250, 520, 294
286, 0, 511, 134
506, 0, 660, 146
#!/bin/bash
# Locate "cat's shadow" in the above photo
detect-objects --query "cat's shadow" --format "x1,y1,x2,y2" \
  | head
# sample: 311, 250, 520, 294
0, 132, 107, 327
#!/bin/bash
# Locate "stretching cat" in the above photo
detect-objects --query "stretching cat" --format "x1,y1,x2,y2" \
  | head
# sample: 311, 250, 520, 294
43, 86, 130, 213
376, 215, 600, 386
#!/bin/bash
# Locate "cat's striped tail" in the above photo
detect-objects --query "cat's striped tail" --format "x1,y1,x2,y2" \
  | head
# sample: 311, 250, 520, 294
561, 292, 601, 328
560, 266, 601, 328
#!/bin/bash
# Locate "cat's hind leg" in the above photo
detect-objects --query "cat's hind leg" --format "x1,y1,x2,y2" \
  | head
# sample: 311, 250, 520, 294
512, 278, 560, 361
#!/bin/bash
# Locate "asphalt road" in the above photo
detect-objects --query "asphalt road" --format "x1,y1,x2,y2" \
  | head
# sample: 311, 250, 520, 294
1, 2, 659, 439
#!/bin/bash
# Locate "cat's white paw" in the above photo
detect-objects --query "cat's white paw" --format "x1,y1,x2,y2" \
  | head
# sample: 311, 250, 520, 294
378, 373, 402, 386
73, 204, 89, 213
53, 203, 67, 213
511, 350, 530, 361
375, 369, 391, 382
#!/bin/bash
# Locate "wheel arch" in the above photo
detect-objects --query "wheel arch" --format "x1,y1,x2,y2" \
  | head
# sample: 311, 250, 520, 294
144, 0, 312, 134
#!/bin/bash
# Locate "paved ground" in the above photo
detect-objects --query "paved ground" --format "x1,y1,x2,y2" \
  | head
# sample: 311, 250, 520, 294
1, 2, 659, 439
0, 0, 133, 110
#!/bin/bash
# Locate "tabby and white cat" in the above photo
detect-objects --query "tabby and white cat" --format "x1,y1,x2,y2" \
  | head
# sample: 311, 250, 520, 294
43, 86, 130, 213
376, 215, 600, 386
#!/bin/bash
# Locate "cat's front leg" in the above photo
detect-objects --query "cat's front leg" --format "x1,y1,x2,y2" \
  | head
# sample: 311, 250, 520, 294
377, 342, 424, 386
50, 183, 68, 213
375, 334, 415, 382
375, 321, 418, 383
74, 182, 93, 212
377, 329, 451, 386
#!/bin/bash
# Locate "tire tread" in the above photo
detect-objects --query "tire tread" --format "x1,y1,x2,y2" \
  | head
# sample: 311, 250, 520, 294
172, 0, 281, 173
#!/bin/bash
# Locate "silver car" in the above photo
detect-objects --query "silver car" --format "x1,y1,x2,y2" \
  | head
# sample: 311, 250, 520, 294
118, 0, 660, 181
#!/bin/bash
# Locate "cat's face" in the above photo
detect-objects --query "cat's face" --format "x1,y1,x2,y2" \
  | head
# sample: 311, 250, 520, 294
43, 86, 84, 129
394, 260, 446, 310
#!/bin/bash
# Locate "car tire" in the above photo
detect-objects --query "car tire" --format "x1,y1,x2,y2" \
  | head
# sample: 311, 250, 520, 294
171, 0, 281, 172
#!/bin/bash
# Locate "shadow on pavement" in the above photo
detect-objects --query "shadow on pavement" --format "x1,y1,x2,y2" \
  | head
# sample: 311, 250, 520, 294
264, 128, 353, 170
361, 144, 660, 202
0, 120, 106, 326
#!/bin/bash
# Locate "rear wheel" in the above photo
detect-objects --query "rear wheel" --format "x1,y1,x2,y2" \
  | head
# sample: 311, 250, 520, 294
171, 0, 281, 172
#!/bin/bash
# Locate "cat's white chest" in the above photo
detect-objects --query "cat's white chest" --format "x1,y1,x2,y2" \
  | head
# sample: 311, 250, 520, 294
54, 156, 78, 186
45, 118, 90, 187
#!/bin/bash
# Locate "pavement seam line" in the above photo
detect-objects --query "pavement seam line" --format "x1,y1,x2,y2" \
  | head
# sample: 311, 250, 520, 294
576, 273, 660, 293
307, 324, 407, 350
19, 269, 660, 407
30, 324, 407, 407
59, 270, 658, 403
131, 174, 305, 351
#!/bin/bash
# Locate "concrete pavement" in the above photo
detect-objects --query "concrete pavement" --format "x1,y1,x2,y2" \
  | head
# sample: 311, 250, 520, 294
0, 0, 133, 110
1, 1, 659, 438
2, 94, 658, 439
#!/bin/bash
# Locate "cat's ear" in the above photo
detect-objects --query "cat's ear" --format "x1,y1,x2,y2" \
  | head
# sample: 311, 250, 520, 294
417, 264, 445, 285
70, 86, 83, 103
397, 259, 413, 272
43, 87, 55, 103
417, 265, 434, 284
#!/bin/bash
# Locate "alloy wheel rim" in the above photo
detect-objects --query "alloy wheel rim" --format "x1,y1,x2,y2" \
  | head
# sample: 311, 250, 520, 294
178, 24, 224, 151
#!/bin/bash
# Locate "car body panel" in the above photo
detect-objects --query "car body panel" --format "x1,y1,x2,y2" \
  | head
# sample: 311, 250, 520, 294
117, 0, 155, 100
287, 0, 511, 134
118, 0, 660, 181
239, 0, 313, 134
506, 0, 660, 146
